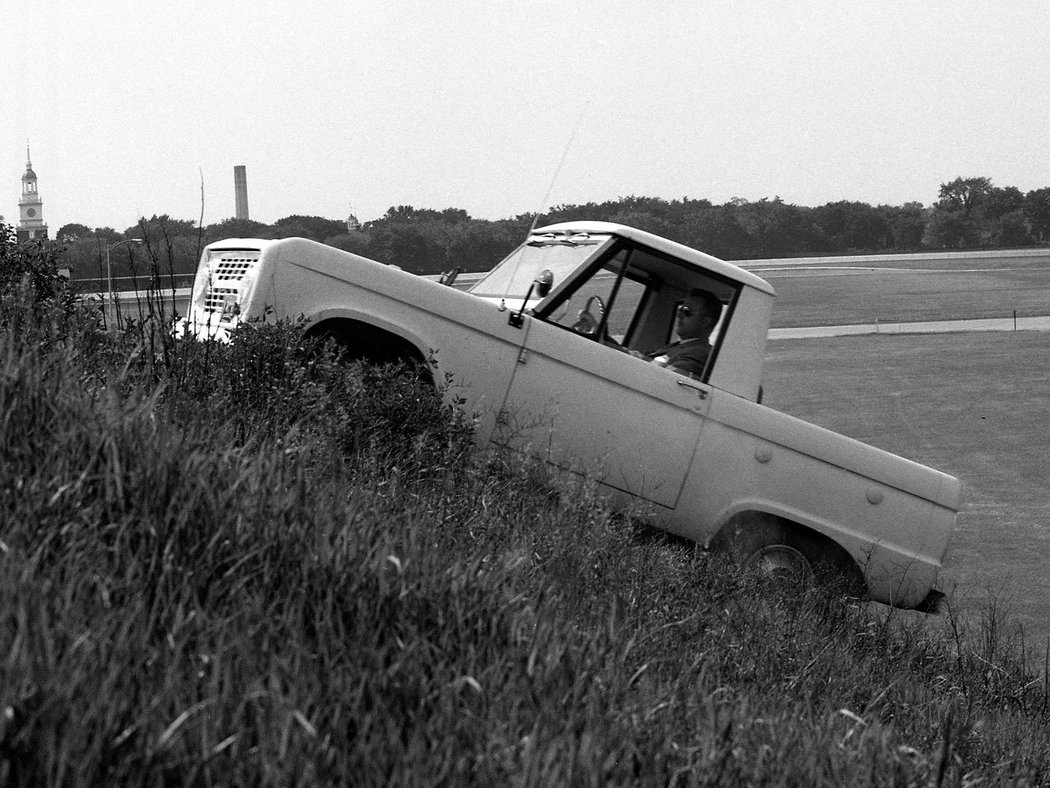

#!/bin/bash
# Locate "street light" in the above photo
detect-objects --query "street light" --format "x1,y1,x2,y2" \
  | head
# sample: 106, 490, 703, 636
106, 238, 143, 305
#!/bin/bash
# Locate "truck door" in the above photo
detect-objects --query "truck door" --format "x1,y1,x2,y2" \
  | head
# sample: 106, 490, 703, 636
496, 314, 711, 510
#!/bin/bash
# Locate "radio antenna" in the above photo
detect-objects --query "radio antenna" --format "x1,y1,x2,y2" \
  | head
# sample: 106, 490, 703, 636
528, 99, 591, 237
500, 101, 591, 308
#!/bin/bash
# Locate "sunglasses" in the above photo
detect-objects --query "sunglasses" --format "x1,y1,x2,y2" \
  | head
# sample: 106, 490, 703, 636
677, 304, 694, 317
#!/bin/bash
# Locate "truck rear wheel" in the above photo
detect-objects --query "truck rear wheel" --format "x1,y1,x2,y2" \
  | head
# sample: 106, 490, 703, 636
717, 515, 864, 597
746, 541, 813, 586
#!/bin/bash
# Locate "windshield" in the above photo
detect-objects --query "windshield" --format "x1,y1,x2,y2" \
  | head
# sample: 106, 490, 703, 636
468, 231, 613, 299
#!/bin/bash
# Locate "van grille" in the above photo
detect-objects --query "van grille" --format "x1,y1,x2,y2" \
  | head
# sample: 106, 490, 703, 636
204, 286, 239, 315
214, 256, 256, 282
202, 251, 260, 316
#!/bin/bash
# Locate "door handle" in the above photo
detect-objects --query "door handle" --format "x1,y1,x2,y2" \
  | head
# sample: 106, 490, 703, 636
676, 378, 709, 399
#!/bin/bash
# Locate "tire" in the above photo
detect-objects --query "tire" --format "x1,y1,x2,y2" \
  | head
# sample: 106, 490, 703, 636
719, 516, 865, 597
729, 519, 818, 588
746, 541, 814, 587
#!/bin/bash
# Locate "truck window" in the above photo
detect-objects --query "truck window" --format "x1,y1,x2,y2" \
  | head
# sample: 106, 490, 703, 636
540, 249, 652, 346
468, 233, 613, 302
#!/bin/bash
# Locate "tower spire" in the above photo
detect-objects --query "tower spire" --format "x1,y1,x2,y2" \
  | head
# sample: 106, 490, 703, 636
17, 140, 48, 241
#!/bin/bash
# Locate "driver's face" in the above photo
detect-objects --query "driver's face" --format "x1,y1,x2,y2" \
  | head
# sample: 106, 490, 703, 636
676, 297, 711, 340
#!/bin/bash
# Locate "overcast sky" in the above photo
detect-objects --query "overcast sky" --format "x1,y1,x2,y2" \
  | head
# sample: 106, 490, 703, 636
4, 1, 1049, 231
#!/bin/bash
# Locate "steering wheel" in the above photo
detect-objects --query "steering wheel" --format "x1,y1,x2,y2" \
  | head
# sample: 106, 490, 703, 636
572, 295, 605, 337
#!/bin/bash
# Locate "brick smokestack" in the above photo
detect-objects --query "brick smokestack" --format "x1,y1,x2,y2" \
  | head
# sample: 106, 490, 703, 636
234, 165, 249, 220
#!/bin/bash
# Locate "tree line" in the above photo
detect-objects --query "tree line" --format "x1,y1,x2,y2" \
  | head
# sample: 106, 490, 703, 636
53, 176, 1050, 281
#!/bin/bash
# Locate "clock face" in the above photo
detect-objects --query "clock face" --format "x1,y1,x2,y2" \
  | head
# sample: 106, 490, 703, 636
26, 208, 36, 217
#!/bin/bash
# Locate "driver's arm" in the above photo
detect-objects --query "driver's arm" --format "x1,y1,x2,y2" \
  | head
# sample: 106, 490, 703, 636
601, 336, 648, 359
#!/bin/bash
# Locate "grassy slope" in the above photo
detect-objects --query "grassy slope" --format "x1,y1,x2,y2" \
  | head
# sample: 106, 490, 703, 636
0, 306, 1048, 785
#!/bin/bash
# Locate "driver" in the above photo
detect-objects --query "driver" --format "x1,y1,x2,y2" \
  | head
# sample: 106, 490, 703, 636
639, 289, 722, 377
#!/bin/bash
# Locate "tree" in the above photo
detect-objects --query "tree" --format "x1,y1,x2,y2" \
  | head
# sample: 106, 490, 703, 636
376, 206, 473, 226
812, 201, 890, 252
56, 223, 92, 243
923, 208, 977, 249
382, 205, 426, 222
131, 215, 198, 239
681, 205, 750, 259
883, 203, 927, 250
932, 177, 1005, 247
936, 177, 993, 215
984, 186, 1025, 219
605, 208, 677, 240
368, 222, 448, 273
444, 220, 521, 272
272, 215, 346, 241
324, 231, 373, 257
989, 210, 1031, 247
1024, 188, 1050, 243
732, 198, 813, 258
89, 227, 123, 244
0, 221, 72, 309
438, 208, 471, 224
204, 217, 270, 242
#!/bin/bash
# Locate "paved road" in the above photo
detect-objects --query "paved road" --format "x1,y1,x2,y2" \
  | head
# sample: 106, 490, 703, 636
770, 315, 1050, 340
738, 247, 1050, 269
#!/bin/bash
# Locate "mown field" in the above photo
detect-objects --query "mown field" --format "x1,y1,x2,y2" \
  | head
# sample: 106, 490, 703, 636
3, 236, 1050, 785
763, 255, 1050, 651
764, 254, 1050, 328
764, 332, 1050, 650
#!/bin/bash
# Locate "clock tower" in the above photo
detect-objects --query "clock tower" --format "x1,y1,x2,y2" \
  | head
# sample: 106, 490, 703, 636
17, 143, 48, 241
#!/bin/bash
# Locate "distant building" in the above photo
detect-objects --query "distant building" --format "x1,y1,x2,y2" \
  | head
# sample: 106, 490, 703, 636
234, 165, 249, 220
17, 143, 48, 241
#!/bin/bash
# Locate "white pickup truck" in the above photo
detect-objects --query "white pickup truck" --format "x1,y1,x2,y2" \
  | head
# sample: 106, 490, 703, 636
177, 221, 961, 610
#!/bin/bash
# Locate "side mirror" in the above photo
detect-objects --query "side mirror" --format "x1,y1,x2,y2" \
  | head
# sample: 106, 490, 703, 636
509, 269, 556, 329
439, 266, 461, 286
534, 269, 554, 298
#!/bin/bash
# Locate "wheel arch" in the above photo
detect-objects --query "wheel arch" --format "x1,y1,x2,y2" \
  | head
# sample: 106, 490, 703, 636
711, 507, 867, 595
302, 310, 435, 381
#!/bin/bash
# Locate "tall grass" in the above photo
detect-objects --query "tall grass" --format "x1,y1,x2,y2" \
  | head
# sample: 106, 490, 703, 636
2, 232, 1050, 785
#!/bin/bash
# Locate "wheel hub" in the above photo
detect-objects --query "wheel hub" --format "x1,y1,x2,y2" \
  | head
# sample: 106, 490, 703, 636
748, 544, 812, 586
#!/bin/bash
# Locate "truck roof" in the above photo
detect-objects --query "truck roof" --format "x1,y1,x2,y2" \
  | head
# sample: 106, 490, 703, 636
533, 221, 777, 296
